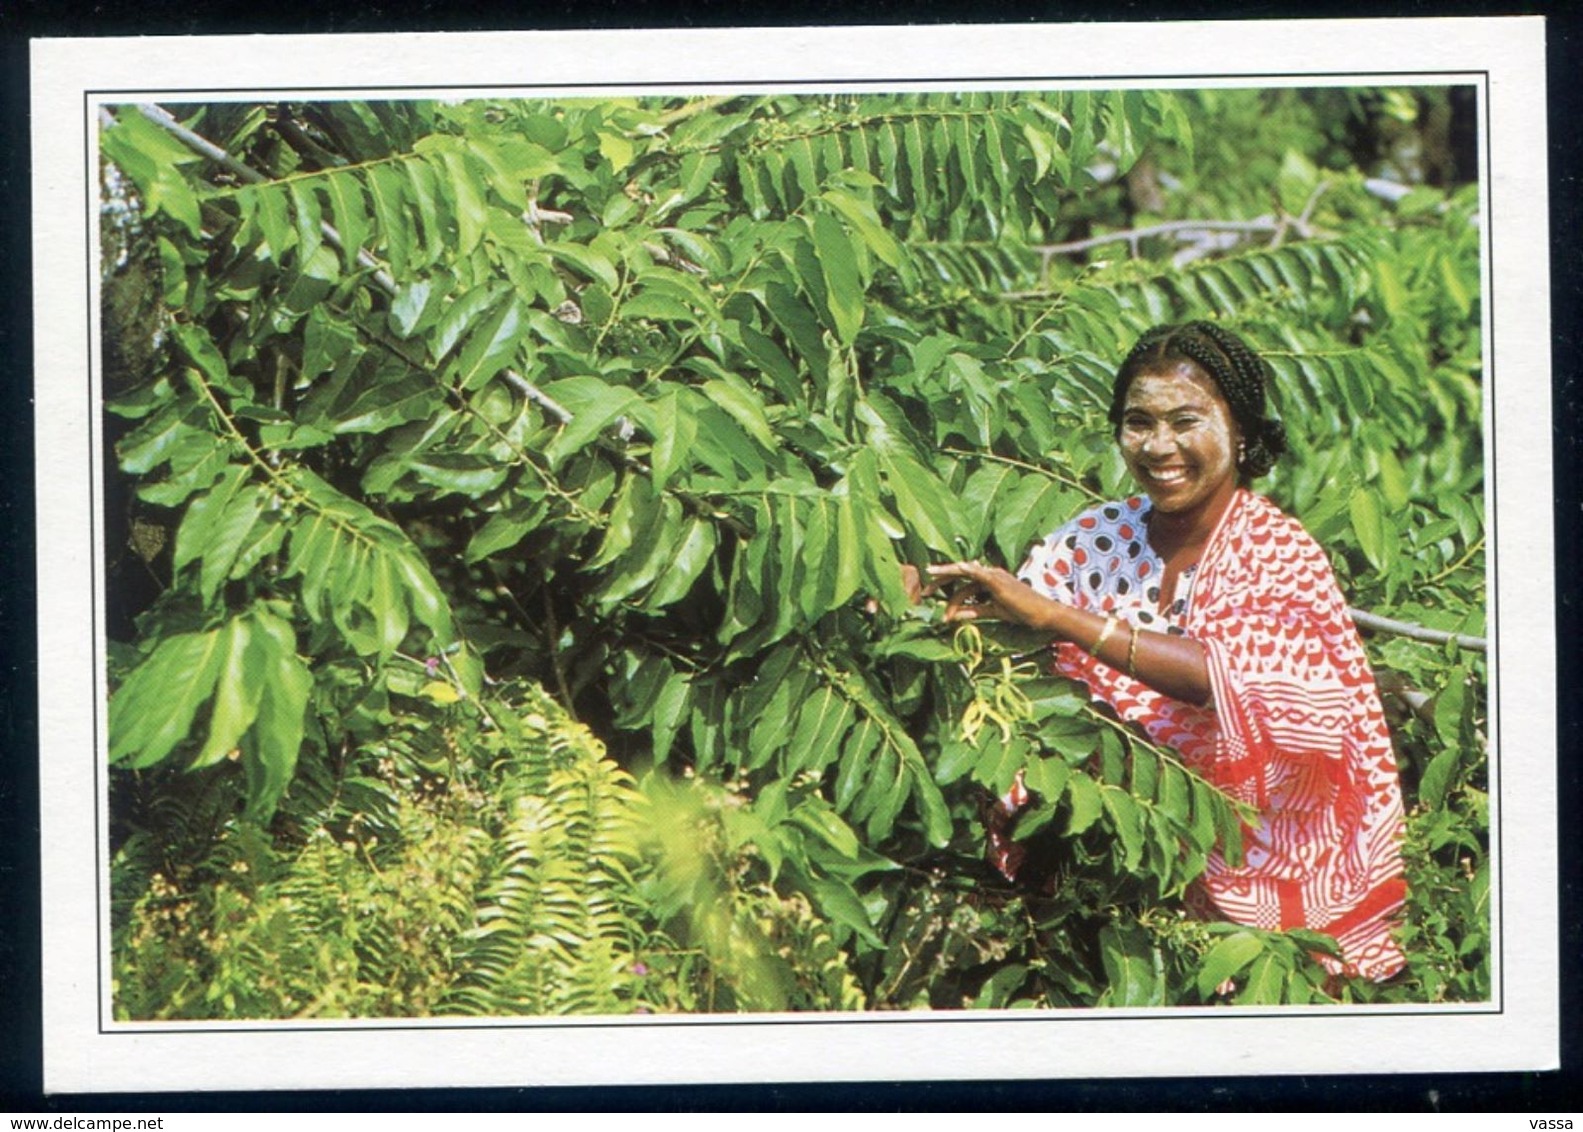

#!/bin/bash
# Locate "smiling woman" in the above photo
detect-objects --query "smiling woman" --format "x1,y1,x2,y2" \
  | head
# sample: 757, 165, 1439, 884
930, 322, 1408, 983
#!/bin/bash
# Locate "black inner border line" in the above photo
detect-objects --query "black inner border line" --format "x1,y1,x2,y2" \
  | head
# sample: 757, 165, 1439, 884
84, 67, 1491, 97
1479, 72, 1504, 1019
84, 68, 1503, 1038
87, 97, 107, 1039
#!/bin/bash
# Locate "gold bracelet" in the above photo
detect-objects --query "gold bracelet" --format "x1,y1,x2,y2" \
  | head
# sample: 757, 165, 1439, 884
1126, 621, 1140, 677
1089, 615, 1120, 658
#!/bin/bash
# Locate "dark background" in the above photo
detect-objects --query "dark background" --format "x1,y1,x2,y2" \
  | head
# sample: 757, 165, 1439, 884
1, 0, 1576, 1113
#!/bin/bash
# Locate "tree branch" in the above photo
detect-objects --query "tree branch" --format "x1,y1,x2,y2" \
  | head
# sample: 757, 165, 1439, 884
1034, 217, 1302, 257
1347, 607, 1486, 653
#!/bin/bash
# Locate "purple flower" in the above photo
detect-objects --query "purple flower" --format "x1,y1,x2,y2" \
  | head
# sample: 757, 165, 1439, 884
631, 961, 649, 976
425, 657, 440, 676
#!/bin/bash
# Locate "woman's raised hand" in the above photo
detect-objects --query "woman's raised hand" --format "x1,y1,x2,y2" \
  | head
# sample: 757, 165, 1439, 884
927, 561, 1063, 633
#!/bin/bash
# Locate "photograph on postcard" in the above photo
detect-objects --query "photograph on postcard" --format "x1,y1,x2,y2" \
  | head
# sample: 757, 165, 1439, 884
95, 83, 1490, 1022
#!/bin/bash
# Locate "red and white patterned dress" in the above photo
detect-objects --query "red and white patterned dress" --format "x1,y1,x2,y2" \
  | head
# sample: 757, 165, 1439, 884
1015, 489, 1407, 981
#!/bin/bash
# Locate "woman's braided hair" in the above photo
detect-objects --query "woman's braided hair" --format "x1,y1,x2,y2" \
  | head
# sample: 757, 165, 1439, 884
1107, 321, 1288, 480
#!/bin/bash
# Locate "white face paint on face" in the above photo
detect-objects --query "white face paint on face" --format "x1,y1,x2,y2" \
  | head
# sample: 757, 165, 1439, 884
1118, 361, 1241, 527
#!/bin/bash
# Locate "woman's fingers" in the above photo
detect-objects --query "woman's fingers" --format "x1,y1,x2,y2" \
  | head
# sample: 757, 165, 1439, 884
942, 580, 976, 620
927, 560, 989, 585
943, 590, 989, 622
927, 563, 981, 620
930, 561, 1056, 631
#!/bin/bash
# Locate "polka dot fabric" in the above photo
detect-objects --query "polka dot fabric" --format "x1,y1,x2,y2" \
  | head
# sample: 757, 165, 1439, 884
1018, 495, 1192, 635
1017, 491, 1407, 981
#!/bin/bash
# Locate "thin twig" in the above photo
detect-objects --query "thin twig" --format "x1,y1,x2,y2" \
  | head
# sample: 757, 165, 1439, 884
1033, 215, 1321, 264
1269, 181, 1332, 250
1425, 536, 1485, 586
656, 95, 734, 128
542, 587, 578, 720
1347, 607, 1486, 653
940, 447, 1102, 501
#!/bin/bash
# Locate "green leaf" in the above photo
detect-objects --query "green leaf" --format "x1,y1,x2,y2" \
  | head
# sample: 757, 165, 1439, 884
650, 390, 696, 490
910, 762, 953, 847
622, 291, 694, 323
784, 685, 856, 777
644, 518, 718, 608
601, 496, 686, 607
790, 800, 861, 858
465, 510, 538, 563
197, 483, 265, 604
598, 130, 636, 174
590, 475, 654, 572
1065, 771, 1104, 835
1156, 762, 1191, 824
701, 378, 776, 450
1349, 486, 1389, 573
833, 717, 883, 813
797, 498, 834, 621
961, 464, 1018, 550
245, 611, 312, 819
331, 374, 441, 435
1196, 931, 1265, 998
303, 307, 360, 380
1101, 787, 1145, 871
1236, 953, 1287, 1005
540, 376, 639, 465
452, 296, 528, 391
370, 553, 411, 655
388, 540, 455, 641
324, 172, 370, 270
808, 211, 865, 344
173, 464, 248, 575
190, 618, 262, 768
820, 188, 903, 269
650, 670, 692, 765
404, 156, 447, 263
545, 242, 619, 291
117, 401, 203, 475
367, 164, 411, 277
389, 278, 442, 339
804, 875, 883, 948
1434, 673, 1468, 747
831, 488, 866, 610
109, 628, 226, 769
1024, 755, 1070, 802
1099, 924, 1165, 1007
1419, 747, 1460, 810
100, 110, 205, 237
171, 322, 244, 399
431, 286, 501, 360
1131, 747, 1160, 799
440, 149, 488, 255
878, 448, 967, 555
993, 476, 1067, 566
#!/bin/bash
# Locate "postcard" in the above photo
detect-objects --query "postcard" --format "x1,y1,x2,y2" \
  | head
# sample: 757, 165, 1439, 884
32, 18, 1554, 1093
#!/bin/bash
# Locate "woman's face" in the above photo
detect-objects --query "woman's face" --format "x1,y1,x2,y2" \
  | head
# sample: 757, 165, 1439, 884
1117, 360, 1241, 521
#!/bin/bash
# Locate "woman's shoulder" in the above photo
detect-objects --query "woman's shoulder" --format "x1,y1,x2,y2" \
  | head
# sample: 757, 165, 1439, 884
1239, 491, 1319, 541
1229, 491, 1337, 574
1021, 497, 1149, 578
1061, 495, 1152, 537
1030, 495, 1149, 554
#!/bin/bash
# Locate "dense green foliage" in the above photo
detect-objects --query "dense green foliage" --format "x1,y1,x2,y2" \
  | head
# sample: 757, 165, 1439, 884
103, 88, 1487, 1016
